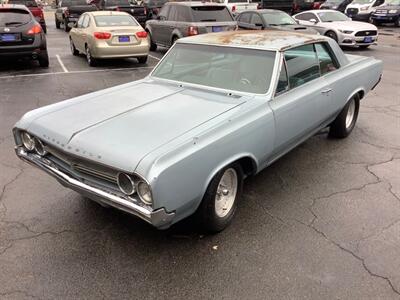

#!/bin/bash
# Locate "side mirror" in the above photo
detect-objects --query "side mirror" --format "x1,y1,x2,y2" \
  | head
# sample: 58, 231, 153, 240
309, 18, 318, 23
67, 22, 76, 29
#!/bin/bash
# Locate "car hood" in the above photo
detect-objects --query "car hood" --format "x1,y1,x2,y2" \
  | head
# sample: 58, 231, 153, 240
24, 81, 245, 173
324, 20, 377, 31
347, 3, 371, 8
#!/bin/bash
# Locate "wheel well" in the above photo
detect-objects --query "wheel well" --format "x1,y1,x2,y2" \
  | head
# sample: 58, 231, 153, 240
357, 90, 365, 100
236, 157, 257, 176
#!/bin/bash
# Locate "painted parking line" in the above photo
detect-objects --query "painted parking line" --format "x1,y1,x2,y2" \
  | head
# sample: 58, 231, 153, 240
56, 54, 69, 73
148, 54, 161, 61
0, 66, 155, 79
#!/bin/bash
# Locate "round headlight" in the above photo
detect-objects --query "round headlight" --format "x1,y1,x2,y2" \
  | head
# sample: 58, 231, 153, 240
117, 173, 135, 195
137, 181, 152, 205
34, 137, 47, 156
21, 131, 35, 151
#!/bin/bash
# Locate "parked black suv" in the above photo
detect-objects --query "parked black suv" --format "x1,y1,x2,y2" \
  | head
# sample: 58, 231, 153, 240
55, 0, 98, 32
370, 0, 400, 26
95, 0, 147, 26
0, 4, 49, 67
145, 1, 237, 51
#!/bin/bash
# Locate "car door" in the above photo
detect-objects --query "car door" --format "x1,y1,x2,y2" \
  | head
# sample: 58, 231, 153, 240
237, 12, 252, 29
151, 4, 170, 45
269, 44, 332, 157
162, 4, 177, 45
73, 14, 87, 52
80, 14, 91, 51
249, 12, 265, 29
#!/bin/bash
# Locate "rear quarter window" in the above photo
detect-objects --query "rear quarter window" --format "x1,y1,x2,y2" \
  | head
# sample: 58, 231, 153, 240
191, 6, 234, 22
0, 9, 32, 26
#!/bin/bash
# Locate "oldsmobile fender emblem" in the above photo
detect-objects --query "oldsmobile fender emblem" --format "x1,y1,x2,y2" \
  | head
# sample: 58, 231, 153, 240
4, 28, 10, 32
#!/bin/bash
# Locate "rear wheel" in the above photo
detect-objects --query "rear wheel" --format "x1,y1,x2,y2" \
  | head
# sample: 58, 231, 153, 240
70, 38, 79, 56
171, 35, 179, 45
64, 18, 70, 32
329, 95, 360, 138
137, 56, 148, 64
325, 30, 338, 43
86, 46, 97, 67
359, 45, 370, 49
38, 50, 49, 68
195, 163, 243, 232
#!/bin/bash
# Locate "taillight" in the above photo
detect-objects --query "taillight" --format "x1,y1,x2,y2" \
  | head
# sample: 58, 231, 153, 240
27, 24, 42, 35
94, 32, 111, 39
188, 26, 198, 36
136, 31, 148, 38
232, 5, 236, 12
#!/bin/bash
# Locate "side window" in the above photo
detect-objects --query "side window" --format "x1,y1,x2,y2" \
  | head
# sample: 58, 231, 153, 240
315, 43, 339, 75
158, 5, 169, 20
284, 44, 320, 89
295, 12, 316, 21
77, 15, 85, 28
276, 59, 289, 95
238, 12, 251, 23
168, 5, 177, 21
176, 6, 190, 21
250, 13, 263, 26
82, 15, 90, 28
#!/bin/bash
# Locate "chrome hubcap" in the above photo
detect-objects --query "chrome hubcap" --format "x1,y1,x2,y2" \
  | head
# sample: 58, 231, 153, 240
346, 99, 356, 129
215, 168, 238, 218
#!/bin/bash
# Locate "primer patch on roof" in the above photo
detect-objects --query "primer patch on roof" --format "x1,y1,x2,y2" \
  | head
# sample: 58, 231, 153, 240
179, 30, 326, 51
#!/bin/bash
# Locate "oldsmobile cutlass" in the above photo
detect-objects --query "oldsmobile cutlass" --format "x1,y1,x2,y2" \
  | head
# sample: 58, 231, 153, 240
13, 31, 383, 232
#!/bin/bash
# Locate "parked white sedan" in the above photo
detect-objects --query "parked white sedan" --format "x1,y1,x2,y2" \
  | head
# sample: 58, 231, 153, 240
293, 10, 378, 48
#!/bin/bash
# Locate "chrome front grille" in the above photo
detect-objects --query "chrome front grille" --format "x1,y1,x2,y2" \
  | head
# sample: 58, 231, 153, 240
43, 143, 119, 186
347, 8, 359, 14
375, 9, 387, 13
355, 30, 378, 36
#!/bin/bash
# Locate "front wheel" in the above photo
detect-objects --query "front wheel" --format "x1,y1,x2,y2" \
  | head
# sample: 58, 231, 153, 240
329, 95, 360, 138
137, 56, 148, 64
195, 163, 243, 232
325, 30, 338, 43
148, 32, 157, 51
55, 18, 60, 29
70, 38, 79, 56
394, 17, 400, 27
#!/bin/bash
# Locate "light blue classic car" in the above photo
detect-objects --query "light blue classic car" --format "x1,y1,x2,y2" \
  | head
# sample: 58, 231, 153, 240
13, 31, 383, 232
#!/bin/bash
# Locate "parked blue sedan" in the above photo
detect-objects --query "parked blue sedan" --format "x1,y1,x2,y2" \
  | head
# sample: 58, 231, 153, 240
13, 31, 383, 232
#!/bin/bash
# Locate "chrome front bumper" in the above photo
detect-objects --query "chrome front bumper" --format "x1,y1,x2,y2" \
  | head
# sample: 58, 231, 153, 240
15, 147, 175, 228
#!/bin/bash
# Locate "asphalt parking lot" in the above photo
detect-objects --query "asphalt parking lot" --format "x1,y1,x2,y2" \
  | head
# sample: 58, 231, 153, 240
1, 12, 400, 299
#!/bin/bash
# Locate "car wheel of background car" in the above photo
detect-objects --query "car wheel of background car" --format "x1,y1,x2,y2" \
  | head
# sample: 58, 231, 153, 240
137, 56, 148, 64
86, 46, 97, 67
329, 95, 360, 138
38, 51, 49, 68
42, 25, 47, 34
148, 32, 157, 51
195, 163, 243, 233
70, 38, 79, 56
325, 30, 338, 43
395, 17, 400, 27
55, 18, 60, 29
172, 35, 179, 45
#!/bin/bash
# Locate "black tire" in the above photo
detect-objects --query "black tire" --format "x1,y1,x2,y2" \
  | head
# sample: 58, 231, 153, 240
329, 95, 360, 138
70, 38, 79, 56
137, 56, 148, 64
38, 50, 49, 68
64, 18, 70, 32
325, 30, 338, 43
85, 46, 97, 67
55, 17, 60, 29
359, 45, 370, 49
394, 17, 400, 27
42, 25, 47, 34
171, 35, 179, 46
195, 163, 243, 233
148, 32, 157, 51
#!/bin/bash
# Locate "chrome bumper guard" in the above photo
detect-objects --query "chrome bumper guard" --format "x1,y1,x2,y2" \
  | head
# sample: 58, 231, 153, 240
15, 147, 175, 228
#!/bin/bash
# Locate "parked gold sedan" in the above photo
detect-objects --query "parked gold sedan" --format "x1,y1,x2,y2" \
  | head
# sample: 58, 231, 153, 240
69, 11, 150, 66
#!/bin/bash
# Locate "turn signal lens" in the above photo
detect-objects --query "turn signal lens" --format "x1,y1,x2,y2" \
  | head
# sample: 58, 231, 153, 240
137, 181, 152, 205
21, 131, 35, 151
27, 24, 42, 35
136, 31, 148, 38
94, 32, 111, 39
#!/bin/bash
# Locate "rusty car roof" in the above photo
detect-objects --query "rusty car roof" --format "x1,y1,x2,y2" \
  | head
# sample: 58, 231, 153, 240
178, 30, 328, 51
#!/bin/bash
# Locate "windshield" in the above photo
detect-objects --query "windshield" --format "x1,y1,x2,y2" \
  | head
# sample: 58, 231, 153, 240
62, 0, 88, 6
384, 0, 400, 5
191, 6, 234, 22
94, 15, 138, 26
7, 0, 38, 7
318, 11, 349, 21
352, 0, 374, 4
262, 11, 296, 25
0, 9, 31, 26
152, 43, 276, 94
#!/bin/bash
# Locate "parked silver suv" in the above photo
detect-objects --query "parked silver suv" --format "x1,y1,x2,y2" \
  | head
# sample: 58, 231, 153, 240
145, 1, 237, 51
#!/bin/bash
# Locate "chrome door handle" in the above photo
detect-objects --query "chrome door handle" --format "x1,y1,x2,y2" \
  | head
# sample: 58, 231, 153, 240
321, 88, 332, 94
